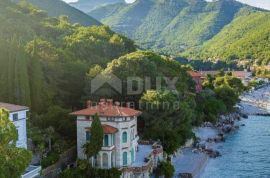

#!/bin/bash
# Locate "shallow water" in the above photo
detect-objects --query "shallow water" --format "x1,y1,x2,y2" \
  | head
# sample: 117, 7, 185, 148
201, 116, 270, 178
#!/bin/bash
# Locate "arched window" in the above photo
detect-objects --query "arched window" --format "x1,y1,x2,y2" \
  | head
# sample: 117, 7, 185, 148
104, 135, 109, 146
122, 131, 127, 143
86, 131, 90, 141
102, 153, 108, 168
123, 152, 128, 166
96, 154, 101, 167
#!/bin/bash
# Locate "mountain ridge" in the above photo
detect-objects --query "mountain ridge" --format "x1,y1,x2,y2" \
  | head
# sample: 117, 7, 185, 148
26, 0, 101, 26
89, 0, 270, 64
69, 0, 125, 13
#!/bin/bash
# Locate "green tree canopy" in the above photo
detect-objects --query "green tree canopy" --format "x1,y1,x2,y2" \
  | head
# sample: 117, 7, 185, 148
214, 85, 239, 111
0, 108, 32, 178
139, 90, 195, 154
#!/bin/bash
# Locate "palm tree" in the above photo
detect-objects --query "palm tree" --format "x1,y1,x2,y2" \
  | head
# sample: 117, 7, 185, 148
45, 126, 55, 152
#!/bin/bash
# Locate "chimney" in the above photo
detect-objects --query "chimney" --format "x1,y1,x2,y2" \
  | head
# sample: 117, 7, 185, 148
126, 102, 135, 108
99, 98, 106, 105
86, 100, 91, 108
107, 99, 113, 105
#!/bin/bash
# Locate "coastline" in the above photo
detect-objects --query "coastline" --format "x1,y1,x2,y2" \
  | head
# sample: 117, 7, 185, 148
172, 83, 270, 178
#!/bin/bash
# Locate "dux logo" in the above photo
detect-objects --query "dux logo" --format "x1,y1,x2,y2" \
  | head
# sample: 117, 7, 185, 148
91, 73, 179, 95
91, 73, 122, 94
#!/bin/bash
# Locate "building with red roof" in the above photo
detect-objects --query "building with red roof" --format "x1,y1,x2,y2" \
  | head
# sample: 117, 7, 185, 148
71, 99, 163, 177
188, 71, 203, 92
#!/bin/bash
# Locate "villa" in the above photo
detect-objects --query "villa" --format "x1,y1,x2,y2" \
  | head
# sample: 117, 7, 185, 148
71, 99, 164, 178
0, 102, 41, 178
188, 71, 203, 92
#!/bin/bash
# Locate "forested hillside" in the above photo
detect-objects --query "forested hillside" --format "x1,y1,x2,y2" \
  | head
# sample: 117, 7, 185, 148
89, 0, 270, 64
0, 0, 135, 112
26, 0, 101, 26
70, 0, 125, 13
183, 12, 270, 65
0, 0, 247, 163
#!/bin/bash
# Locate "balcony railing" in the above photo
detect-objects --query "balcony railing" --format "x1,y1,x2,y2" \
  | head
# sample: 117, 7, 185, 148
21, 165, 41, 178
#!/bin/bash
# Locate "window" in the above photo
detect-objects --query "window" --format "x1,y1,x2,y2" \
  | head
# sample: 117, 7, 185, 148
122, 131, 127, 143
86, 131, 90, 141
123, 152, 128, 166
104, 135, 109, 146
13, 113, 18, 121
131, 148, 135, 163
102, 153, 108, 168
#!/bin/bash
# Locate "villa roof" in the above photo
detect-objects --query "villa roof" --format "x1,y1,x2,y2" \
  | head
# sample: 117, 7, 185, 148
0, 102, 29, 112
188, 71, 203, 78
85, 124, 118, 134
71, 99, 141, 117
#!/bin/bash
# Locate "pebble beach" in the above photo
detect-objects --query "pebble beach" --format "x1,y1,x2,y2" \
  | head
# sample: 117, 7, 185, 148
172, 83, 270, 178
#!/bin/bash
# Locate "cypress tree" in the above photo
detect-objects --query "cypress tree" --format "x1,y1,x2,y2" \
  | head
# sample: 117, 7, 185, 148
28, 39, 47, 112
83, 114, 104, 165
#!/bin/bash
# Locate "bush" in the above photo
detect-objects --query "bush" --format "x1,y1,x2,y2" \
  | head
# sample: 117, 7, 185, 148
41, 152, 60, 168
155, 161, 175, 178
60, 167, 121, 178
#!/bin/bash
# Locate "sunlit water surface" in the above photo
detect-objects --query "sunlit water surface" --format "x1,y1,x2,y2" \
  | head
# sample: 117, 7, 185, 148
201, 116, 270, 178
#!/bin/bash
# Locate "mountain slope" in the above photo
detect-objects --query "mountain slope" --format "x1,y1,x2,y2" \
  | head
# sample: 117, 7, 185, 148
27, 0, 101, 26
183, 12, 270, 65
89, 0, 270, 64
70, 0, 125, 13
0, 0, 135, 110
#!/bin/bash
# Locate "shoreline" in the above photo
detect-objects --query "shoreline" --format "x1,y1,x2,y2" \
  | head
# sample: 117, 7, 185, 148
172, 83, 270, 178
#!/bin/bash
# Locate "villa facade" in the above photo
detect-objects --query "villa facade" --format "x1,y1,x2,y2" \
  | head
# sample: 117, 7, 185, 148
71, 99, 164, 177
188, 71, 203, 92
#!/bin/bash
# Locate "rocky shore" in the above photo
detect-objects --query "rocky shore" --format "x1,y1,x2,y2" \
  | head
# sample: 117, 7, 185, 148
173, 111, 244, 178
173, 84, 270, 178
194, 111, 245, 158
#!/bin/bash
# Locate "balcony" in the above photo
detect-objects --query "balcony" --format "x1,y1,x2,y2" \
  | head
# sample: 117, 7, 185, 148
101, 145, 115, 151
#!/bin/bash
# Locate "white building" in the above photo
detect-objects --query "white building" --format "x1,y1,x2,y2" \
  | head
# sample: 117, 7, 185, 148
0, 102, 29, 148
71, 99, 163, 178
0, 102, 41, 178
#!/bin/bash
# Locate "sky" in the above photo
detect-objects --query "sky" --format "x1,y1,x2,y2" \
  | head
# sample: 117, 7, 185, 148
63, 0, 270, 10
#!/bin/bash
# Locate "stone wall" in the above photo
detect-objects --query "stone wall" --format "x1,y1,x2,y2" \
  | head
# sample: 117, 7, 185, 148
42, 146, 76, 178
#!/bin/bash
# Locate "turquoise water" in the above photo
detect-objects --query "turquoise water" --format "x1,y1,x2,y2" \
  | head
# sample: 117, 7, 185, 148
201, 116, 270, 178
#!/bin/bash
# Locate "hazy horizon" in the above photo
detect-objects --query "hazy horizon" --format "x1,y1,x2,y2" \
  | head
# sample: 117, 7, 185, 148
63, 0, 270, 10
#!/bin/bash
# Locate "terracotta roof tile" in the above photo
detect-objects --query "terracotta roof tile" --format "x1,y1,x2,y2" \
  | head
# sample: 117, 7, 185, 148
188, 71, 203, 77
71, 100, 141, 117
0, 102, 29, 112
85, 124, 118, 134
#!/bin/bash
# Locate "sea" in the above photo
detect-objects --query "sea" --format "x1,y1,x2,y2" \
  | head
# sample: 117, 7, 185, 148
200, 115, 270, 178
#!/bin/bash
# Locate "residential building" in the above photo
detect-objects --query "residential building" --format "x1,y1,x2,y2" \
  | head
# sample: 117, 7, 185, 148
188, 71, 203, 92
0, 102, 41, 178
0, 102, 29, 148
71, 99, 164, 178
